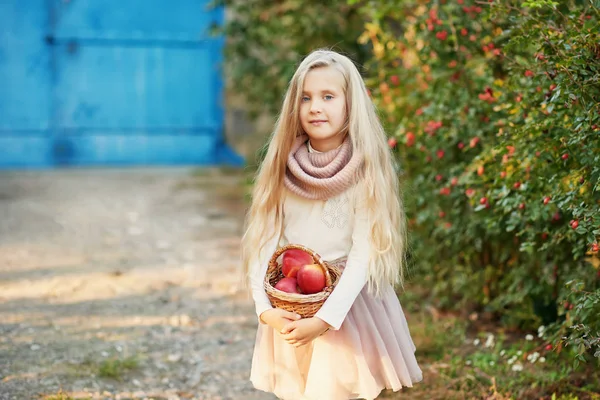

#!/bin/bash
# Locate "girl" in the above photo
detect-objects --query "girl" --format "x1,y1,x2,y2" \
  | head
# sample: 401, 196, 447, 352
242, 49, 422, 400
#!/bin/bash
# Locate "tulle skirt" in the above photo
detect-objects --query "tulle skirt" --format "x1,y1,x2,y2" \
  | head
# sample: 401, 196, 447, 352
250, 282, 423, 400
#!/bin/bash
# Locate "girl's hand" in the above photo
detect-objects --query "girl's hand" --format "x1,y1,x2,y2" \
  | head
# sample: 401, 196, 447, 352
260, 308, 302, 333
280, 317, 331, 347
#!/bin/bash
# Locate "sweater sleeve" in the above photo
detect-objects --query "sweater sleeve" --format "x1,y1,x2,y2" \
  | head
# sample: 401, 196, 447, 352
314, 189, 370, 330
248, 211, 282, 324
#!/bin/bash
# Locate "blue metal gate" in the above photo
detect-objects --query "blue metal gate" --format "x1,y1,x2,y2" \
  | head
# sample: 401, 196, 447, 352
0, 0, 241, 168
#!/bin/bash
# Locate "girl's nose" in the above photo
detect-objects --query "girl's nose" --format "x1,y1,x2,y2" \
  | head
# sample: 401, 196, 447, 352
310, 101, 322, 113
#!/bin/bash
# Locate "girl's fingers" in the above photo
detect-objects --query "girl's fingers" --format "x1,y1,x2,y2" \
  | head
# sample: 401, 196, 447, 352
280, 322, 296, 334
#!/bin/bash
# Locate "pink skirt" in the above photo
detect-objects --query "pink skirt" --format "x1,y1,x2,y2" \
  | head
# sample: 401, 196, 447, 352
250, 282, 423, 400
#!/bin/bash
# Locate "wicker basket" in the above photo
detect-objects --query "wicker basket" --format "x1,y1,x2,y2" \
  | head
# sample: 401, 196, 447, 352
264, 244, 343, 318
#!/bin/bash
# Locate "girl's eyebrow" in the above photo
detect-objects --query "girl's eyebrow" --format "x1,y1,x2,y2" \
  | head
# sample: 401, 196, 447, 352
301, 88, 341, 95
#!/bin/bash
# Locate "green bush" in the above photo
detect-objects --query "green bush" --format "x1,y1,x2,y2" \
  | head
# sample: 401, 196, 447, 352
219, 0, 600, 365
355, 0, 600, 364
211, 0, 368, 118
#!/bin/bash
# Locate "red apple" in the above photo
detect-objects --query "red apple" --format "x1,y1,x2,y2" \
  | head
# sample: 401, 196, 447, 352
274, 277, 300, 294
297, 264, 327, 294
281, 249, 313, 278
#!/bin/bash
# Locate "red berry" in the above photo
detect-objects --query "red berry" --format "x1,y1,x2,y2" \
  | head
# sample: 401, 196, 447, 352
480, 197, 488, 205
500, 171, 507, 179
451, 177, 459, 186
541, 232, 548, 240
591, 243, 599, 252
437, 149, 445, 159
470, 137, 480, 148
390, 75, 400, 86
388, 138, 397, 148
579, 177, 585, 184
524, 70, 534, 77
435, 174, 443, 181
571, 220, 579, 229
458, 142, 465, 149
518, 203, 526, 210
561, 153, 569, 160
465, 188, 475, 197
553, 212, 561, 221
513, 182, 521, 189
406, 132, 416, 147
477, 166, 485, 176
543, 196, 551, 205
545, 344, 553, 351
439, 211, 446, 218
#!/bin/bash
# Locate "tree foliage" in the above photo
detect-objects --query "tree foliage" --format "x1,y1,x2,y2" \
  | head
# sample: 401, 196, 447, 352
220, 0, 600, 364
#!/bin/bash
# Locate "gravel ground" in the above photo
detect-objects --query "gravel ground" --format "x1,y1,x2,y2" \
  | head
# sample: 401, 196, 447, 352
0, 167, 276, 400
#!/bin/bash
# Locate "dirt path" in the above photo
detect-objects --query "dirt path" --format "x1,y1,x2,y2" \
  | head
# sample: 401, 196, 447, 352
0, 168, 275, 400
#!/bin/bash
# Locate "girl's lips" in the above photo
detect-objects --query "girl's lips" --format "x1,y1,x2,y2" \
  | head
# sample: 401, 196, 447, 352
310, 120, 328, 125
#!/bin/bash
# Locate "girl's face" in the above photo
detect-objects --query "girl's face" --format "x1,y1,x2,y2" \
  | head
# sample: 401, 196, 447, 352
299, 66, 347, 152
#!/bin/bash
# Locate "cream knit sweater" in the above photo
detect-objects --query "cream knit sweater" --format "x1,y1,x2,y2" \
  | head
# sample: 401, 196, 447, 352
249, 144, 373, 330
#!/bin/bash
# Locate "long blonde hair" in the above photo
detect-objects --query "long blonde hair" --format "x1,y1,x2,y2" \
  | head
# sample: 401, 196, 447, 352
241, 49, 408, 296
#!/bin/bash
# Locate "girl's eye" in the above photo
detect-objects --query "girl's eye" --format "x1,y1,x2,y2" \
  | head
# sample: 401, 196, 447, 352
301, 96, 310, 102
324, 95, 334, 100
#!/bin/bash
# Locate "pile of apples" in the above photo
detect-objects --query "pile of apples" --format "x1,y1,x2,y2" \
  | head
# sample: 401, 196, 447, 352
274, 249, 327, 295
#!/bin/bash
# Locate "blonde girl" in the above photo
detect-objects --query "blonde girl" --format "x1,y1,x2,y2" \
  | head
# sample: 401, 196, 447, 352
242, 49, 422, 400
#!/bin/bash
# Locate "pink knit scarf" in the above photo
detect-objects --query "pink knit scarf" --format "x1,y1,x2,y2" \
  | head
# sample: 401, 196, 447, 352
284, 134, 363, 200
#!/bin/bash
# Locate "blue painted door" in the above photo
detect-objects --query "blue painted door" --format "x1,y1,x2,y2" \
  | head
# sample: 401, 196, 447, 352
0, 1, 241, 168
